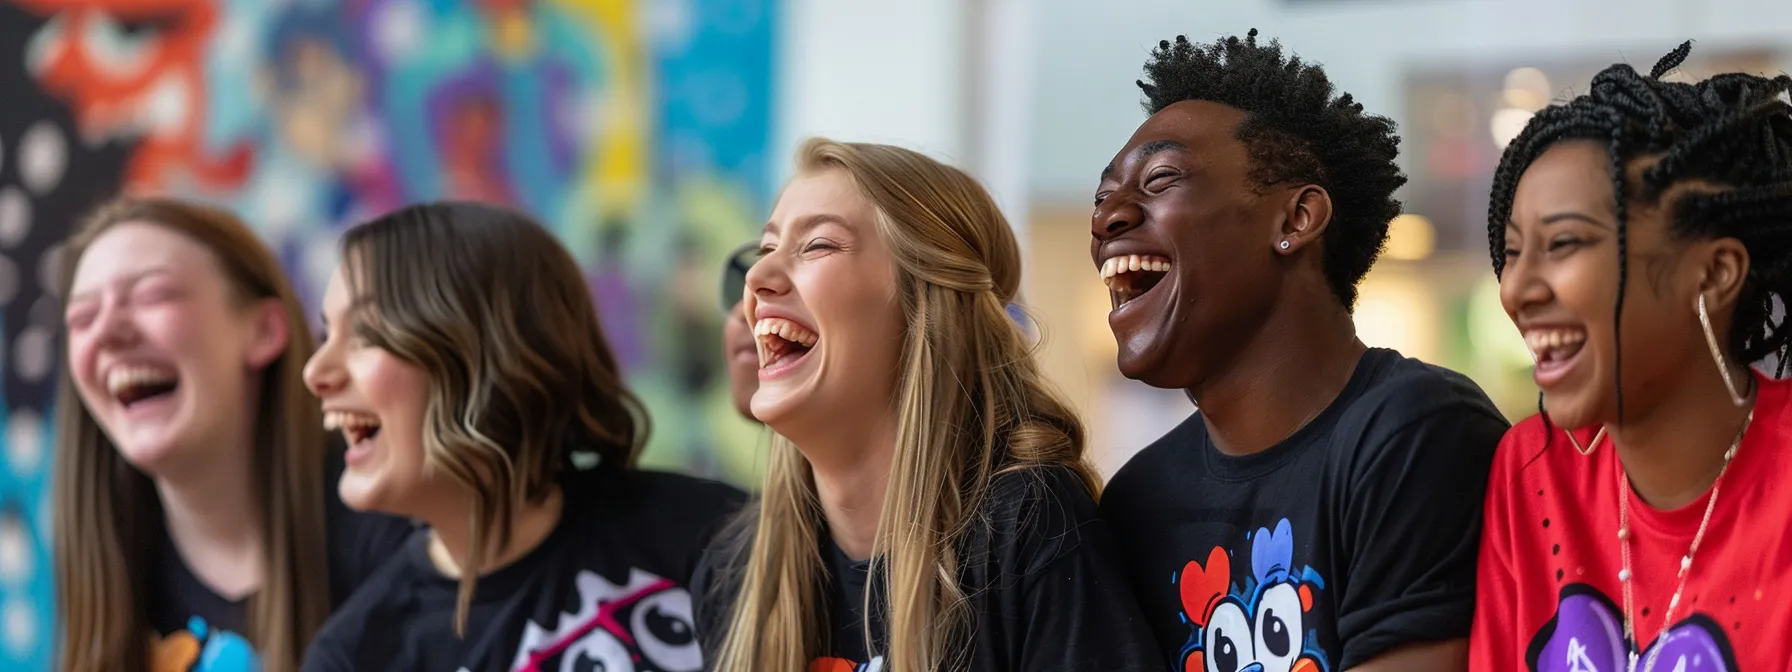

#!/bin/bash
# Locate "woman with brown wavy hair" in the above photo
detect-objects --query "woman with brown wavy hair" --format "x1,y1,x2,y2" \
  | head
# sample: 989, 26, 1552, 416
53, 197, 412, 672
692, 139, 1157, 672
299, 201, 745, 671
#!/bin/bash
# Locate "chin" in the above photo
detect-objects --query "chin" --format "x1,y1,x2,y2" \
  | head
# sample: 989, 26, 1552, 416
111, 436, 187, 475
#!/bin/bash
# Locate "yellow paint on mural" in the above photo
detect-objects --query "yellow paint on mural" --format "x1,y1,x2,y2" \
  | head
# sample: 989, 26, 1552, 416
555, 0, 648, 222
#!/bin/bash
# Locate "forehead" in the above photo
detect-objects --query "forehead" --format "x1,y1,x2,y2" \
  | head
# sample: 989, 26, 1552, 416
1108, 100, 1251, 173
767, 168, 874, 229
1512, 141, 1617, 217
69, 221, 216, 292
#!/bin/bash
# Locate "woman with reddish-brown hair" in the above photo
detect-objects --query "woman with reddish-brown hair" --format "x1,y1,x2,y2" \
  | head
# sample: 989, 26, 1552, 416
52, 196, 411, 672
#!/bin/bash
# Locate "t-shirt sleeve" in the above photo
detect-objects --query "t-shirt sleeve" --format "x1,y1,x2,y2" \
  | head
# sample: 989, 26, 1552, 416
992, 468, 1161, 671
1334, 405, 1507, 668
299, 621, 358, 672
1469, 432, 1523, 672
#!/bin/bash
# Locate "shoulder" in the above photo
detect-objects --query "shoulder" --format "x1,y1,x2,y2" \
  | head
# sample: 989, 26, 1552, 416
1347, 349, 1507, 428
1330, 350, 1509, 456
976, 464, 1105, 576
576, 467, 750, 526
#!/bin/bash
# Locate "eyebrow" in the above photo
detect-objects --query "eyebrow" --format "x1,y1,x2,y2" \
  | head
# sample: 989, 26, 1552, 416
66, 268, 172, 304
1505, 211, 1614, 230
1100, 140, 1189, 181
762, 213, 852, 238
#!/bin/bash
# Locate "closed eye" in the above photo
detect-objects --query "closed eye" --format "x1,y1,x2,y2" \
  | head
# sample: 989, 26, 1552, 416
1145, 170, 1178, 189
1548, 236, 1585, 252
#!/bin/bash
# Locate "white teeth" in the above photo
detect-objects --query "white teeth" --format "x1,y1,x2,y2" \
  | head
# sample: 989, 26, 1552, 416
1100, 255, 1173, 286
753, 317, 818, 347
105, 366, 177, 397
323, 411, 381, 431
1523, 329, 1588, 357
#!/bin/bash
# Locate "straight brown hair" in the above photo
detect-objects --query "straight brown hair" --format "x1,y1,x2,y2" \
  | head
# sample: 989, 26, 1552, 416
339, 201, 648, 633
52, 197, 329, 672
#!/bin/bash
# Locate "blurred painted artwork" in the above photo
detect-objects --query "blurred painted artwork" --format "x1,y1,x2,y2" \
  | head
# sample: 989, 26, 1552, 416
0, 0, 774, 666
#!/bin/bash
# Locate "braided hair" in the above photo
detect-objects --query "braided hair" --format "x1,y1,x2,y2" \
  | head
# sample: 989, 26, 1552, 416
1487, 41, 1792, 424
1139, 29, 1406, 309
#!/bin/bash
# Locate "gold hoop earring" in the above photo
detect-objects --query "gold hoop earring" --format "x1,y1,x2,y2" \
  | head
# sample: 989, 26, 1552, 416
1697, 293, 1749, 407
1566, 427, 1606, 456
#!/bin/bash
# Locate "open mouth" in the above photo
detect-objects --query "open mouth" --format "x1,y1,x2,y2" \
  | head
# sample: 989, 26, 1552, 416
106, 365, 180, 408
1524, 327, 1587, 379
754, 317, 818, 371
1101, 254, 1173, 309
324, 411, 383, 446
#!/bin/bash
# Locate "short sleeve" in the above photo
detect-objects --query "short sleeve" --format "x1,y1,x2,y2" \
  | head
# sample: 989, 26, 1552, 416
1334, 406, 1506, 668
1469, 432, 1524, 672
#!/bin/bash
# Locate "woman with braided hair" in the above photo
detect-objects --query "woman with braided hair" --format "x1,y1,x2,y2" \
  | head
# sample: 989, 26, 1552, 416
1470, 42, 1792, 671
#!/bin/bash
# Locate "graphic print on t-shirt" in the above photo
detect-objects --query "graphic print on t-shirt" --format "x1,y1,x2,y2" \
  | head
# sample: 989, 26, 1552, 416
1175, 519, 1327, 672
150, 616, 259, 672
507, 568, 702, 672
810, 656, 885, 672
1525, 584, 1740, 672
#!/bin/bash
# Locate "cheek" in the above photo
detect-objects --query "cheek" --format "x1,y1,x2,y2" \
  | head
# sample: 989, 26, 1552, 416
354, 354, 430, 419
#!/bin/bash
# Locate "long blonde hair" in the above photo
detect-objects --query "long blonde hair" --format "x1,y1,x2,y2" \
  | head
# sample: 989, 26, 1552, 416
53, 197, 330, 672
711, 139, 1099, 671
340, 201, 648, 634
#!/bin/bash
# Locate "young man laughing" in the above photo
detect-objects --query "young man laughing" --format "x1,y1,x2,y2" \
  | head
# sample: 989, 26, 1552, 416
1092, 30, 1508, 672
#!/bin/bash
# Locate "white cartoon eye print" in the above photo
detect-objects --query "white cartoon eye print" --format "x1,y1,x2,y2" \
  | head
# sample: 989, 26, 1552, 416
630, 589, 701, 672
558, 627, 634, 672
1253, 583, 1304, 672
1205, 601, 1254, 672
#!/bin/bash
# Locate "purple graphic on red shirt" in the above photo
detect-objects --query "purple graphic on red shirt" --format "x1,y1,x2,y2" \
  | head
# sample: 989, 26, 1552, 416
1526, 584, 1738, 671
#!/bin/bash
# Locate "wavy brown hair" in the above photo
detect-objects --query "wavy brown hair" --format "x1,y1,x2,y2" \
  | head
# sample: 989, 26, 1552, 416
52, 197, 329, 672
711, 139, 1099, 672
339, 201, 648, 633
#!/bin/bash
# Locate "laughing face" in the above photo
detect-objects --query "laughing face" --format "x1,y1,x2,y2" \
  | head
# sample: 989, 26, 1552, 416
1501, 140, 1716, 428
303, 263, 436, 515
742, 168, 903, 436
1091, 100, 1293, 388
64, 222, 286, 476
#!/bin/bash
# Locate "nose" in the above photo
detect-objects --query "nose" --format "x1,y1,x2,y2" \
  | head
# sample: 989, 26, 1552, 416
742, 246, 789, 318
1498, 250, 1552, 320
1240, 665, 1265, 672
302, 341, 344, 398
89, 300, 139, 347
1091, 191, 1144, 240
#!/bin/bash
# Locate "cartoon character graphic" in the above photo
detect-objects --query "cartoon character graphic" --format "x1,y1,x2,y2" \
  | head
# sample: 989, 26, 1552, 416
17, 0, 254, 193
1526, 585, 1739, 672
1177, 519, 1328, 672
810, 656, 885, 672
508, 568, 702, 672
150, 616, 259, 672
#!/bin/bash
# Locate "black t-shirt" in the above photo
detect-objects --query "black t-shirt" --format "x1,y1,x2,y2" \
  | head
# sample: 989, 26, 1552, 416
1100, 348, 1508, 671
148, 446, 416, 670
301, 467, 747, 672
693, 465, 1161, 671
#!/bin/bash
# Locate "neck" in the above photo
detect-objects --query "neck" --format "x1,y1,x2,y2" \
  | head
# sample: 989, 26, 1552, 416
156, 435, 263, 598
427, 486, 565, 578
1189, 290, 1366, 456
786, 414, 897, 561
1608, 362, 1755, 510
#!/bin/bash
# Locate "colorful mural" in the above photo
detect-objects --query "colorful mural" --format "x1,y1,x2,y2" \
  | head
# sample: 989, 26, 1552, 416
0, 0, 774, 666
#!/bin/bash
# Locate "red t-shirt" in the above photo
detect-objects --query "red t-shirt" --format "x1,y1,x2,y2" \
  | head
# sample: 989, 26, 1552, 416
1470, 372, 1792, 672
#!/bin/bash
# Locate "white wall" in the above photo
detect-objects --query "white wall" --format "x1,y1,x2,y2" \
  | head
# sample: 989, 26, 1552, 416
1029, 0, 1792, 200
773, 0, 969, 180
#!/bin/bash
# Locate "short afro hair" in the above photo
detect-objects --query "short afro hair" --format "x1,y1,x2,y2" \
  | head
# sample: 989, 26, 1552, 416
1138, 29, 1407, 309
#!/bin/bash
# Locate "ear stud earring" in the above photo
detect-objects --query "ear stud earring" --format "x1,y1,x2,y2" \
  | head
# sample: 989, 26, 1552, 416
1279, 240, 1291, 250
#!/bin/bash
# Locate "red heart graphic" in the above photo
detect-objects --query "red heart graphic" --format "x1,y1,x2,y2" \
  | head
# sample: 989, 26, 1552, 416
1179, 547, 1230, 629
